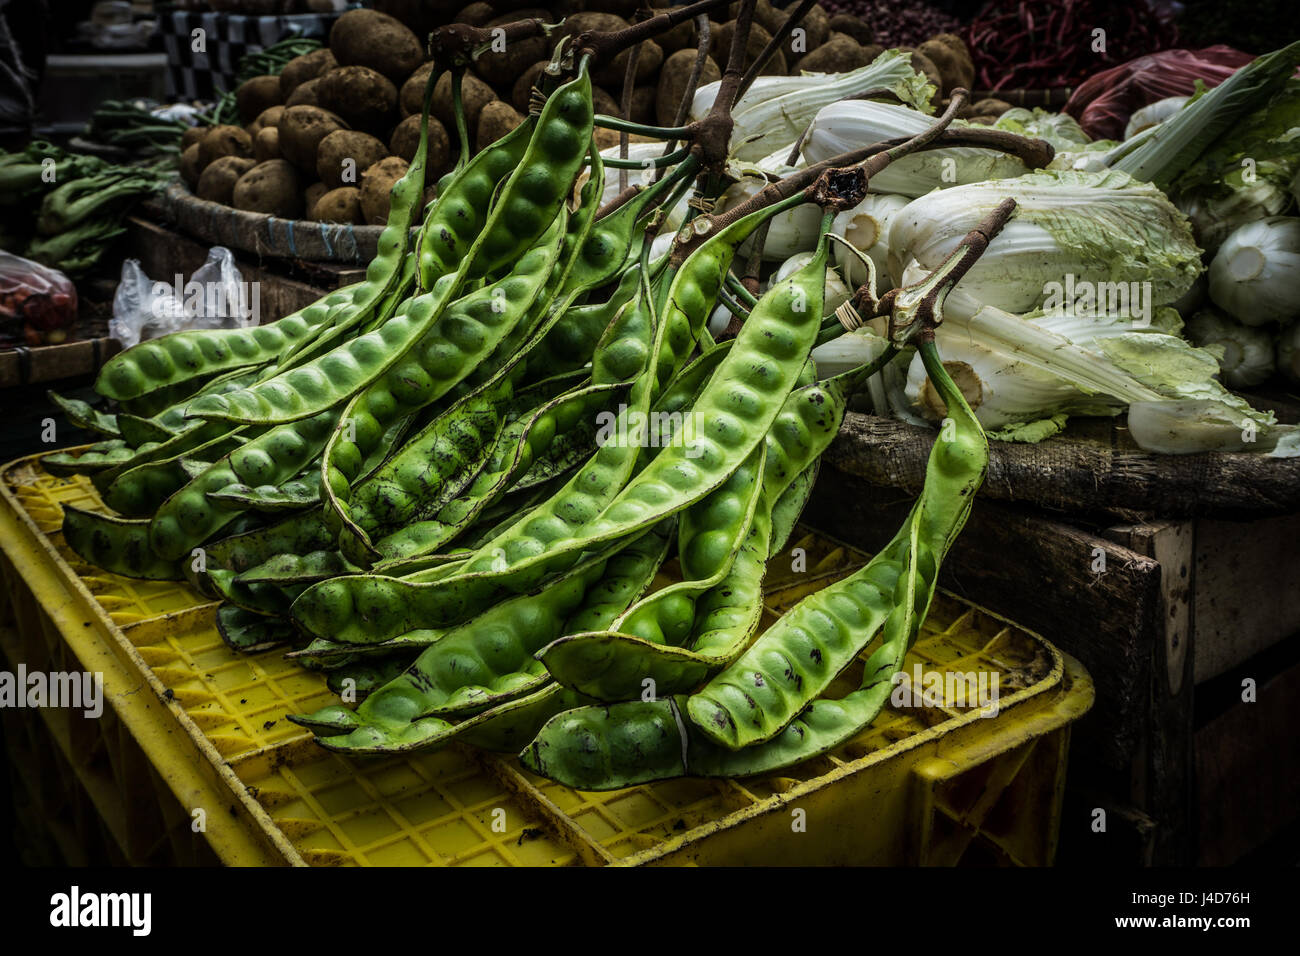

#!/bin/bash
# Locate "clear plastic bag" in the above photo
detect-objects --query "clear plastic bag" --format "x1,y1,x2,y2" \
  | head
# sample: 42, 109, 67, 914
0, 251, 78, 348
111, 246, 257, 348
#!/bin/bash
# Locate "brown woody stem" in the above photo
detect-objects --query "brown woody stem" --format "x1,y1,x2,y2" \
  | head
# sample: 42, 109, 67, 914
736, 0, 817, 101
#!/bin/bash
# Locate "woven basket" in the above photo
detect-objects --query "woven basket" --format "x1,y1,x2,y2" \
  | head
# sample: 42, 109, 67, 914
143, 183, 416, 265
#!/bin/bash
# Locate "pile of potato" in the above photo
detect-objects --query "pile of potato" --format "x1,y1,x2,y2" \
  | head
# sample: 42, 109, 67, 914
177, 2, 994, 226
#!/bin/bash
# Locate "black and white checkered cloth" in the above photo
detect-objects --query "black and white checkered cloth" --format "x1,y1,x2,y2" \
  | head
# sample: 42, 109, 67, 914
159, 8, 340, 101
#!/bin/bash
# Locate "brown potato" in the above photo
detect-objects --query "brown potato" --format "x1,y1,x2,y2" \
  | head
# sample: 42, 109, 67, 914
828, 14, 873, 46
389, 113, 451, 174
248, 105, 284, 138
652, 3, 695, 54
918, 40, 959, 95
304, 181, 328, 217
511, 61, 549, 114
316, 129, 389, 190
475, 10, 552, 88
593, 39, 663, 90
197, 125, 252, 170
253, 126, 280, 163
591, 86, 620, 118
475, 100, 524, 152
656, 49, 719, 127
401, 62, 435, 116
801, 3, 831, 50
728, 0, 785, 36
278, 105, 349, 170
329, 8, 424, 84
286, 78, 323, 108
232, 159, 302, 218
629, 86, 655, 126
970, 97, 1013, 117
919, 38, 974, 92
431, 71, 496, 140
712, 21, 785, 76
454, 2, 496, 26
279, 49, 337, 98
931, 33, 972, 59
366, 0, 474, 35
235, 75, 282, 125
317, 66, 397, 131
359, 156, 410, 225
794, 36, 871, 74
197, 155, 256, 204
312, 186, 364, 224
180, 142, 203, 188
181, 126, 206, 153
389, 113, 420, 163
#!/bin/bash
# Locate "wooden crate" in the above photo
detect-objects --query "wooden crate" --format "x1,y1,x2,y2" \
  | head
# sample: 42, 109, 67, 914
806, 412, 1300, 866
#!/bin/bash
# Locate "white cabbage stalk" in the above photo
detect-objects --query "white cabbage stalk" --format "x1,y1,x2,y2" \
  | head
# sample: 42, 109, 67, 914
904, 333, 1126, 428
1185, 309, 1276, 387
774, 252, 851, 315
831, 193, 910, 290
1276, 322, 1300, 384
1177, 180, 1292, 255
716, 176, 822, 260
907, 286, 1300, 454
1124, 96, 1191, 140
801, 101, 1029, 197
1127, 401, 1282, 454
690, 49, 935, 162
1112, 41, 1300, 188
1208, 216, 1300, 325
751, 145, 802, 173
811, 327, 889, 378
887, 169, 1203, 313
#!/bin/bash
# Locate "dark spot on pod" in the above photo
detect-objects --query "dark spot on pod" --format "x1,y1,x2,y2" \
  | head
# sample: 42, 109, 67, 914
810, 648, 822, 663
753, 673, 765, 687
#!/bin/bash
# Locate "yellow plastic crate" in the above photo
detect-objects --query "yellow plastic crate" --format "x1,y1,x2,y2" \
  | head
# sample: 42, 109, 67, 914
0, 451, 1093, 866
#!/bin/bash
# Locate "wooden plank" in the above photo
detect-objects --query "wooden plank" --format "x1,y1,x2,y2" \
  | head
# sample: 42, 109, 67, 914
1193, 514, 1300, 683
803, 466, 1162, 771
1103, 521, 1196, 865
826, 411, 1300, 521
0, 337, 121, 389
1196, 656, 1300, 865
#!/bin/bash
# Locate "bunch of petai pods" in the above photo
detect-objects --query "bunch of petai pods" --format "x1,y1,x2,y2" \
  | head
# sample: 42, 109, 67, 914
48, 32, 995, 791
